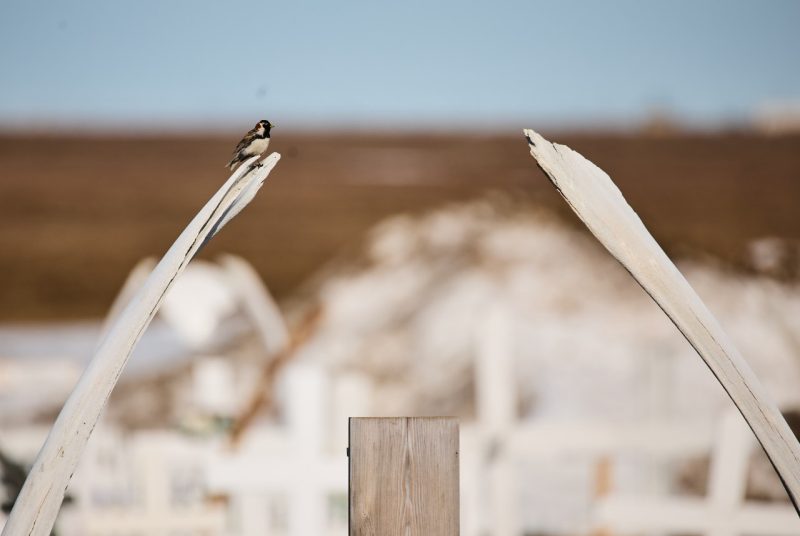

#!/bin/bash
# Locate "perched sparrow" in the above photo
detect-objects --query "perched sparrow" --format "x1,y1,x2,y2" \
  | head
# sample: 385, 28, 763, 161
226, 119, 275, 170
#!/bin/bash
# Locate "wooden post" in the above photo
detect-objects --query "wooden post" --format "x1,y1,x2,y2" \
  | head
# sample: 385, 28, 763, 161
349, 417, 459, 536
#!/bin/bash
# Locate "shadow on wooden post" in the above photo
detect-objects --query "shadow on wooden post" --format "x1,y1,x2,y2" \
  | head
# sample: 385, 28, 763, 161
349, 417, 459, 535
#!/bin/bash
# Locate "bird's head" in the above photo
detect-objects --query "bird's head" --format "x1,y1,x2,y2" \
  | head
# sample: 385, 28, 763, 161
257, 119, 275, 135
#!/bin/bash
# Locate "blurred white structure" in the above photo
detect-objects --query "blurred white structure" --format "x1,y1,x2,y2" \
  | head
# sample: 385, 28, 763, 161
103, 255, 290, 429
595, 413, 800, 536
0, 358, 81, 423
3, 202, 800, 535
206, 366, 370, 536
1, 364, 366, 536
464, 302, 799, 535
105, 255, 288, 353
3, 357, 798, 536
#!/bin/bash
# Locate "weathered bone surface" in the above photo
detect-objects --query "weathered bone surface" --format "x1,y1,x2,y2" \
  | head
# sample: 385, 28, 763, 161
2, 153, 281, 536
523, 128, 800, 509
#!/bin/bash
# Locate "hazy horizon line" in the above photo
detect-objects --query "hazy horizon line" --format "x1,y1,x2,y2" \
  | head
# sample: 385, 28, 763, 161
0, 115, 776, 138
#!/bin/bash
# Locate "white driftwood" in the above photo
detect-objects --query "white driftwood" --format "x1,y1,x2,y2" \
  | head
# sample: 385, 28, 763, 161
523, 129, 800, 509
2, 154, 281, 536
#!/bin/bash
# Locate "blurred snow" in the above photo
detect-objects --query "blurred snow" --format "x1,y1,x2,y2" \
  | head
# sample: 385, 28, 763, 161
3, 199, 799, 428
299, 199, 800, 421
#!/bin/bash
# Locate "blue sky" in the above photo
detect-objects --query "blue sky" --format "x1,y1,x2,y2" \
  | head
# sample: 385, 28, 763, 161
1, 1, 798, 130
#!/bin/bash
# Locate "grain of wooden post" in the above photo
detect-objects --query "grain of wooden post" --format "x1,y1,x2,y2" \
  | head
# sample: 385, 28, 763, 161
349, 417, 459, 536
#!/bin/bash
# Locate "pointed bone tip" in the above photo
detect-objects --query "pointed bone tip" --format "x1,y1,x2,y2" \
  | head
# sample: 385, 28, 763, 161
523, 129, 541, 148
246, 153, 281, 177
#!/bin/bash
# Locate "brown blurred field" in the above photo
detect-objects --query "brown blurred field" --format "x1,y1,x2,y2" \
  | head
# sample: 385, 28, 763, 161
0, 131, 798, 321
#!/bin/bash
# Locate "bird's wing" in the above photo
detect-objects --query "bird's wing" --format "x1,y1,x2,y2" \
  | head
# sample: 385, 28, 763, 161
231, 125, 260, 156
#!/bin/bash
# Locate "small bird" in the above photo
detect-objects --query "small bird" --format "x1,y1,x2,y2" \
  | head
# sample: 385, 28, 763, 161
226, 119, 275, 170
